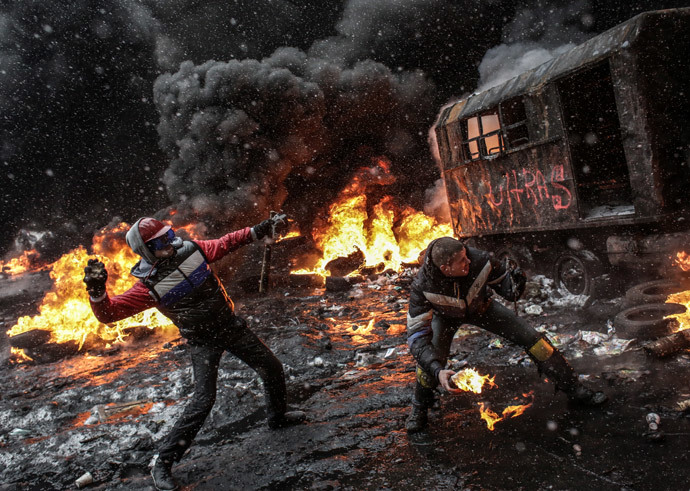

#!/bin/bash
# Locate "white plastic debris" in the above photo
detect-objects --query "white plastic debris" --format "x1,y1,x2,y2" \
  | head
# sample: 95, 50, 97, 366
580, 331, 609, 345
592, 338, 635, 357
310, 356, 324, 367
384, 348, 396, 358
9, 428, 30, 438
646, 412, 660, 431
75, 471, 93, 488
524, 304, 543, 315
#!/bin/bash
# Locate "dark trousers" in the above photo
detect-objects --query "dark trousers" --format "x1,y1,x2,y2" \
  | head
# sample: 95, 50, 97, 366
413, 300, 542, 406
158, 317, 286, 463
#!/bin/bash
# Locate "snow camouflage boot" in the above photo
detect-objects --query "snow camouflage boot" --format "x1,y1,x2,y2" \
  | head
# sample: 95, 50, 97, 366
406, 382, 435, 433
151, 457, 178, 491
529, 337, 608, 406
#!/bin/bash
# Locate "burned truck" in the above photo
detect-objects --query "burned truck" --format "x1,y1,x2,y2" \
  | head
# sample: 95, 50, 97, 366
434, 8, 690, 296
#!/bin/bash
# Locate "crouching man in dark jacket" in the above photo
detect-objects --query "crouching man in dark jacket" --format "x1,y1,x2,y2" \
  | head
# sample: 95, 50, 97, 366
406, 237, 606, 433
83, 216, 305, 490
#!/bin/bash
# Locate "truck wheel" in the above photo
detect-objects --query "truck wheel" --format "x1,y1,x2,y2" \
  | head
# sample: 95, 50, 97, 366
8, 329, 52, 349
614, 303, 686, 340
624, 280, 685, 306
552, 250, 603, 296
495, 246, 533, 274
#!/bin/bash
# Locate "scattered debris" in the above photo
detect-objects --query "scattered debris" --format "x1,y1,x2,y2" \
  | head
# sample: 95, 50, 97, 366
524, 304, 543, 315
89, 400, 152, 424
676, 399, 690, 412
75, 471, 94, 489
643, 330, 690, 358
488, 339, 503, 349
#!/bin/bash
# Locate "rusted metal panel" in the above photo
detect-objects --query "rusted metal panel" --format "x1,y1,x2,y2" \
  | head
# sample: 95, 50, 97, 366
609, 46, 660, 217
524, 86, 563, 143
445, 142, 580, 237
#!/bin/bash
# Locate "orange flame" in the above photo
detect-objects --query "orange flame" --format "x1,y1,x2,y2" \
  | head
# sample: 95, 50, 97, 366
478, 392, 534, 431
666, 289, 690, 333
675, 251, 690, 272
451, 368, 497, 393
6, 223, 175, 355
0, 250, 48, 276
666, 251, 690, 332
295, 159, 453, 276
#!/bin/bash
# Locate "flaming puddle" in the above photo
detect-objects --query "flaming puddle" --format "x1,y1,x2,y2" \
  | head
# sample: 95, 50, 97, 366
452, 368, 534, 431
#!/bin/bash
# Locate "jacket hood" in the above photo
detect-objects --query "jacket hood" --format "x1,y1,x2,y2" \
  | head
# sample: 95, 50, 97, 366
126, 218, 158, 264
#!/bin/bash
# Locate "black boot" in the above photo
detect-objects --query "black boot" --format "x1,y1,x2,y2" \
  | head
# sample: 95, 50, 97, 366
406, 402, 429, 433
151, 458, 178, 491
268, 410, 306, 429
406, 382, 435, 433
567, 384, 608, 406
536, 349, 607, 407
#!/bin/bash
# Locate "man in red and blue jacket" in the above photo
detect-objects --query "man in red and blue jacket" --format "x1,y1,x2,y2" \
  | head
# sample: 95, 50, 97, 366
83, 216, 304, 491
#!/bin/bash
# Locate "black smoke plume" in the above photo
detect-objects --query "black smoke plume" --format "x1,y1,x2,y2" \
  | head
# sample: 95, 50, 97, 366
2, 0, 687, 257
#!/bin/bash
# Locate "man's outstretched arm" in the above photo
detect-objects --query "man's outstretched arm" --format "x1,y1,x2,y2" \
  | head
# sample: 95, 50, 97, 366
195, 215, 287, 263
84, 259, 156, 323
89, 282, 157, 324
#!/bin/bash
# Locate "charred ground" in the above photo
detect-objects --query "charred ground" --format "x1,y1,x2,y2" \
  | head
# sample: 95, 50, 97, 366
1, 271, 689, 491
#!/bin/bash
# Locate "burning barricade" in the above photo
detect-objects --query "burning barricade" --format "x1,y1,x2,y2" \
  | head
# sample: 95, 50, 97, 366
5, 223, 177, 363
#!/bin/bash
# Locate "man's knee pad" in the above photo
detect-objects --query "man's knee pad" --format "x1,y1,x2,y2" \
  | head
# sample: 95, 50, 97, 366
528, 336, 555, 362
416, 366, 436, 388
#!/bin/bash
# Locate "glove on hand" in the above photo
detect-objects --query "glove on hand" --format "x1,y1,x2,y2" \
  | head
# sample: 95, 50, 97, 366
253, 213, 287, 240
510, 267, 527, 298
83, 259, 108, 298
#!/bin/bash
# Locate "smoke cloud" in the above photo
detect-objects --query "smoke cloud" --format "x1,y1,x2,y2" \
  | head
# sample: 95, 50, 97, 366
153, 49, 435, 234
1, 0, 687, 256
476, 0, 591, 91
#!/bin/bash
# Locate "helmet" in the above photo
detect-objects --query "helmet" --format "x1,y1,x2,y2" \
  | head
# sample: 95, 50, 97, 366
137, 218, 171, 243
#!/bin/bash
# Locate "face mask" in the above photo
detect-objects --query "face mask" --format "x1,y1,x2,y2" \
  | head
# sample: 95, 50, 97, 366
147, 229, 175, 252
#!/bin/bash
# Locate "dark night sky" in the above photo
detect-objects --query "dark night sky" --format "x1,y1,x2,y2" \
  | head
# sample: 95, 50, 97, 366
1, 0, 688, 258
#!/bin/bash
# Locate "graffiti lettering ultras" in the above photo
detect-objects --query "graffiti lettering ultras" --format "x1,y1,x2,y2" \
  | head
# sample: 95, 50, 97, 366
486, 164, 572, 211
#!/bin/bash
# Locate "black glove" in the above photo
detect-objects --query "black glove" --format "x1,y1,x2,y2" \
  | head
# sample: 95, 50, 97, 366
252, 219, 274, 240
83, 259, 108, 298
510, 267, 527, 298
253, 213, 287, 240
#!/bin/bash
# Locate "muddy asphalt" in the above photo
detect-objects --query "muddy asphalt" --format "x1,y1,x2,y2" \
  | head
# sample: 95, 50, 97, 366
1, 271, 689, 491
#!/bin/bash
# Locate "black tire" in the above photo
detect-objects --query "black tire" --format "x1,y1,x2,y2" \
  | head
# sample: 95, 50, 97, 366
552, 250, 604, 296
614, 303, 686, 340
624, 280, 685, 306
8, 329, 52, 349
24, 341, 79, 364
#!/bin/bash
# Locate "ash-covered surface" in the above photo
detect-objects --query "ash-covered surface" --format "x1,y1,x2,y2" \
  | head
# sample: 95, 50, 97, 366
1, 271, 690, 490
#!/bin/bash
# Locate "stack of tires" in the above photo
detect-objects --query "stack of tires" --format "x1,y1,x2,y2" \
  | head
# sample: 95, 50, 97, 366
614, 280, 689, 340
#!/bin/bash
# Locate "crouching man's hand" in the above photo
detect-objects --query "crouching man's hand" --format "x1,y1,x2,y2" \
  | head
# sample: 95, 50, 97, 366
438, 369, 463, 394
83, 259, 108, 298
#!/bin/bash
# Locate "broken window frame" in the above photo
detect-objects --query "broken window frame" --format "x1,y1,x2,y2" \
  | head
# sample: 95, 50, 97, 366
459, 97, 530, 163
